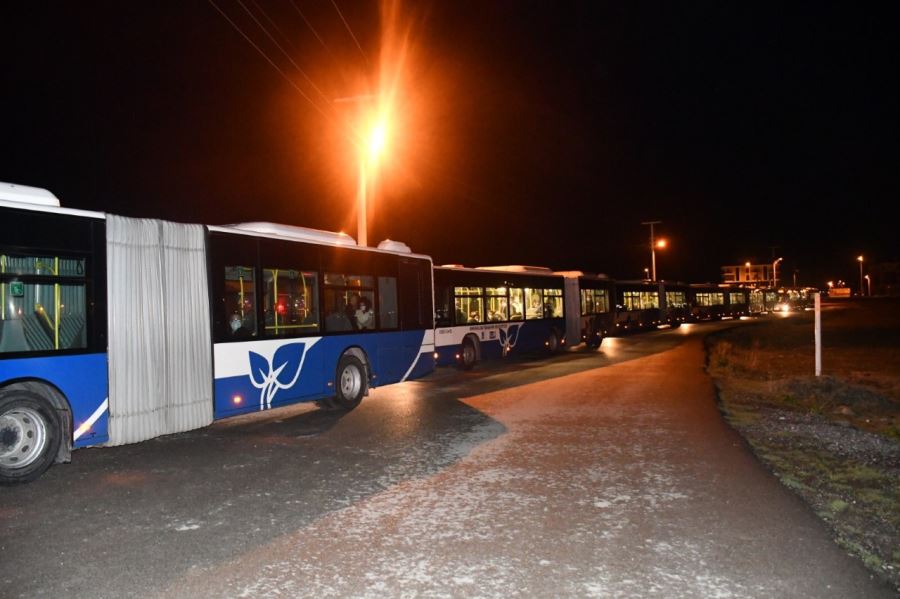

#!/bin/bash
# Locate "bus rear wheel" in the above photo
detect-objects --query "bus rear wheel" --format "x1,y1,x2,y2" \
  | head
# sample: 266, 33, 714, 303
333, 355, 367, 411
547, 330, 561, 354
0, 390, 61, 485
460, 338, 478, 370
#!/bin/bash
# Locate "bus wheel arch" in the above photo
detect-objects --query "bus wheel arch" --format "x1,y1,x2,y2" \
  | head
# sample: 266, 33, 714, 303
0, 381, 69, 485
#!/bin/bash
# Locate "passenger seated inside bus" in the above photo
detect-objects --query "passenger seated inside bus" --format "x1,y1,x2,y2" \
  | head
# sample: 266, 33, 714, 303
468, 311, 481, 323
228, 313, 252, 339
355, 297, 374, 329
325, 310, 352, 331
344, 293, 360, 330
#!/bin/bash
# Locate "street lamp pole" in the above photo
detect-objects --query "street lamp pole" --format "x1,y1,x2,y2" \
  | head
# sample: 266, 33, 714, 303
641, 220, 662, 281
857, 255, 864, 296
335, 93, 387, 248
772, 257, 783, 288
357, 160, 368, 247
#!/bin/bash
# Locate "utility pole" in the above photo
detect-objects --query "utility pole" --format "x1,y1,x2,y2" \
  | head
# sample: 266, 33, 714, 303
641, 221, 662, 281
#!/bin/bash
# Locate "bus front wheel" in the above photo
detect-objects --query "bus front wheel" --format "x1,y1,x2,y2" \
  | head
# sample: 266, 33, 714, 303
0, 390, 62, 485
333, 355, 367, 411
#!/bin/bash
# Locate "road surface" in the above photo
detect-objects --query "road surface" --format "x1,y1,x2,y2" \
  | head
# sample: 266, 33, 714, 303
1, 322, 893, 597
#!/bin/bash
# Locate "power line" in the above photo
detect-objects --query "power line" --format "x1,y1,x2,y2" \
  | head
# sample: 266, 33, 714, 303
236, 0, 332, 106
249, 0, 298, 51
289, 0, 331, 54
330, 0, 370, 66
207, 0, 339, 130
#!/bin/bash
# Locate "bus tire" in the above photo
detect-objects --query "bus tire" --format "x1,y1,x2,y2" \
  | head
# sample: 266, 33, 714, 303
547, 330, 561, 354
333, 355, 367, 411
0, 389, 62, 485
460, 337, 478, 370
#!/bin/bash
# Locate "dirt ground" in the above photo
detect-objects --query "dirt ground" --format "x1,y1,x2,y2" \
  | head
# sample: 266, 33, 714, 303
706, 298, 900, 590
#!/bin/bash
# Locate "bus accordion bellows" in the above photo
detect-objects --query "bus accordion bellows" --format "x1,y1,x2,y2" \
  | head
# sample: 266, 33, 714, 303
0, 183, 435, 484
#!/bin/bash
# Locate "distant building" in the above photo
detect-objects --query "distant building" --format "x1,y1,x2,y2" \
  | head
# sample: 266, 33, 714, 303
721, 263, 773, 287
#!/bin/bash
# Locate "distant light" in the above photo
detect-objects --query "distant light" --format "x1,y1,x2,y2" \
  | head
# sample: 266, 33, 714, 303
656, 239, 667, 249
433, 352, 439, 360
745, 262, 751, 267
232, 395, 243, 405
857, 255, 864, 262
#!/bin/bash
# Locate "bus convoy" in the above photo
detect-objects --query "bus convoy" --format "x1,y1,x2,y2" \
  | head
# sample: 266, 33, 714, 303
0, 183, 811, 483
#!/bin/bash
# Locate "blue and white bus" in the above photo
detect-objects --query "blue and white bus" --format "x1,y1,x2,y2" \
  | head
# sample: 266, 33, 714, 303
433, 265, 566, 369
0, 183, 434, 483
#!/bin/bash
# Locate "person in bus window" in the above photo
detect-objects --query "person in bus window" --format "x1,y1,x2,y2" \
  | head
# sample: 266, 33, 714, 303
345, 293, 360, 329
355, 296, 374, 329
229, 313, 251, 339
543, 302, 554, 318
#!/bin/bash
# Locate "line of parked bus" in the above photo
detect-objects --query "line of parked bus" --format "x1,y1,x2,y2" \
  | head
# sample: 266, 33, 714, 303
432, 265, 764, 370
0, 182, 806, 483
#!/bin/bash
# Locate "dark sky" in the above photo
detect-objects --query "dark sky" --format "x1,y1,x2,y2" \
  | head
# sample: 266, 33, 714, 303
2, 2, 897, 286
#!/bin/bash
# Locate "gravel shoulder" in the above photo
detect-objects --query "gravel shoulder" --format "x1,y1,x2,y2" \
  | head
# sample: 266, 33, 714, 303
706, 298, 900, 590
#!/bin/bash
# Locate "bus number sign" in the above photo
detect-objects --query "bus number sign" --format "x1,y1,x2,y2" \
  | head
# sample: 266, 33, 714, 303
9, 281, 25, 297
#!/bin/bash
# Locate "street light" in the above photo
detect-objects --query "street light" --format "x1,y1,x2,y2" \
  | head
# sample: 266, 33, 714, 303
864, 274, 871, 297
355, 117, 389, 247
643, 267, 650, 280
857, 255, 864, 297
641, 221, 666, 281
772, 257, 783, 288
335, 94, 391, 248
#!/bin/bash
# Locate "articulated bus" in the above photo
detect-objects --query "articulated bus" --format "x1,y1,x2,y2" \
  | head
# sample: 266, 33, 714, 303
690, 285, 750, 320
660, 281, 690, 327
433, 265, 566, 369
0, 183, 434, 483
724, 287, 751, 317
560, 272, 614, 349
614, 280, 662, 331
689, 284, 728, 321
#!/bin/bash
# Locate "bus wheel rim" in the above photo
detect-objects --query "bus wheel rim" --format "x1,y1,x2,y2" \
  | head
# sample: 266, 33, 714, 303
0, 407, 48, 469
340, 365, 362, 398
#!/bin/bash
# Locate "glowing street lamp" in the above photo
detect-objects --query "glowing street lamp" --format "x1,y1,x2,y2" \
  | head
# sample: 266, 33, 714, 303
355, 117, 389, 247
772, 257, 783, 288
857, 255, 864, 296
641, 221, 666, 281
864, 274, 871, 297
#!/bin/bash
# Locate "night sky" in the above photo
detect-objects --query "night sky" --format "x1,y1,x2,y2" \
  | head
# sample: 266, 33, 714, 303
3, 2, 897, 286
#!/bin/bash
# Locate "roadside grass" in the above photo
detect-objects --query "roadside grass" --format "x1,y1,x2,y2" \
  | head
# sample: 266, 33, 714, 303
706, 299, 900, 589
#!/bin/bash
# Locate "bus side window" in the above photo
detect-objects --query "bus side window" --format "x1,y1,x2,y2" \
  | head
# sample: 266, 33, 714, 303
378, 277, 398, 329
509, 288, 524, 320
223, 266, 257, 338
434, 285, 451, 327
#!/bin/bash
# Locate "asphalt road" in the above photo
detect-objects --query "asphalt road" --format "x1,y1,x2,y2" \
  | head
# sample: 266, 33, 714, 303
1, 322, 893, 598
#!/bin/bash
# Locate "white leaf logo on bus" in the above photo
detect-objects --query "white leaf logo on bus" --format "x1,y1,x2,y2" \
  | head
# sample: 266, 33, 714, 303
497, 324, 522, 355
247, 343, 307, 410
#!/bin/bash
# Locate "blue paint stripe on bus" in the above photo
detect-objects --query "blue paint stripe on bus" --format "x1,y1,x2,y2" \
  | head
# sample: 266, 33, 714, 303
0, 353, 109, 447
213, 330, 430, 419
